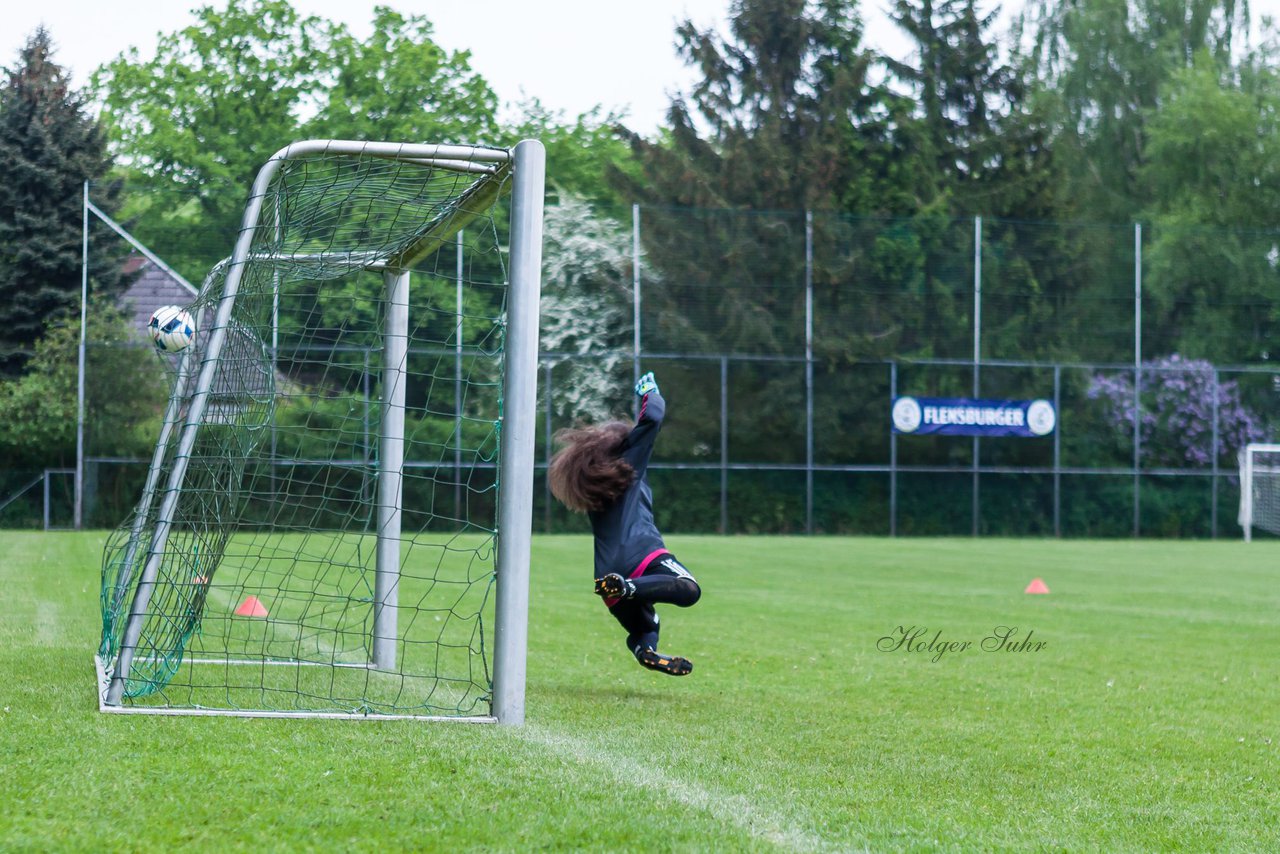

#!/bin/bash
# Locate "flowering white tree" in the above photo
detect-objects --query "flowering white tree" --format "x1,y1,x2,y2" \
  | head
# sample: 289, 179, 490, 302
540, 194, 636, 421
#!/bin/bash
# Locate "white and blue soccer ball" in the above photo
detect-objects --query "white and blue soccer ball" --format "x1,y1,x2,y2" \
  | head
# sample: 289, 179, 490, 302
147, 305, 196, 353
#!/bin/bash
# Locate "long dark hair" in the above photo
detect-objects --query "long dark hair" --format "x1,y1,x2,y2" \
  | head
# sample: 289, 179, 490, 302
548, 421, 635, 513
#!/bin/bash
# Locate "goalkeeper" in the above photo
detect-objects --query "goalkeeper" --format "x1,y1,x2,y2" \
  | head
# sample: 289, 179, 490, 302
548, 371, 701, 676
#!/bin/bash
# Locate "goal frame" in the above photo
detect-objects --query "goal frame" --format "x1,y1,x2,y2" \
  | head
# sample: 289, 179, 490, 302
97, 139, 545, 724
1239, 442, 1280, 542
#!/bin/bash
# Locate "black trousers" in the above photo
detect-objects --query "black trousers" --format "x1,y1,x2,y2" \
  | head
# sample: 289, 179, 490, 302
607, 552, 700, 655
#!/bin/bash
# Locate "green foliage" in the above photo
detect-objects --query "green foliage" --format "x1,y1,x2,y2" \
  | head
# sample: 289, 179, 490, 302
1139, 56, 1280, 360
0, 303, 164, 467
303, 7, 499, 145
0, 29, 124, 375
508, 100, 640, 208
887, 0, 1058, 219
93, 3, 505, 282
615, 0, 882, 213
92, 1, 340, 278
1024, 0, 1251, 221
94, 1, 334, 198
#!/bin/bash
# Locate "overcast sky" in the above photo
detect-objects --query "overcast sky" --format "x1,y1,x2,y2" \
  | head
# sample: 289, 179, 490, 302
2, 0, 936, 134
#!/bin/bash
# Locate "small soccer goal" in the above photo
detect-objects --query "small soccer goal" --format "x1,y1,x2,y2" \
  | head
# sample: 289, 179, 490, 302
1238, 443, 1280, 542
96, 139, 544, 723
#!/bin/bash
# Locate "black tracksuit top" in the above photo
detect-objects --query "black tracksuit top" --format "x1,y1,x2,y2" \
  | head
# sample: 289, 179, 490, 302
588, 391, 666, 579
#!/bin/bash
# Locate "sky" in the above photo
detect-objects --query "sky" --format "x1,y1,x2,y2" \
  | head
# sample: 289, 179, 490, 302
2, 0, 929, 134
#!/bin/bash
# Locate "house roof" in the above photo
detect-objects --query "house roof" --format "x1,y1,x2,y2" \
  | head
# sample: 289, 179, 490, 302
118, 255, 275, 418
119, 256, 201, 335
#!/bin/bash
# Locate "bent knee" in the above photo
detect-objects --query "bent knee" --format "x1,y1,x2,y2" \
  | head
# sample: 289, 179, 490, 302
674, 578, 701, 607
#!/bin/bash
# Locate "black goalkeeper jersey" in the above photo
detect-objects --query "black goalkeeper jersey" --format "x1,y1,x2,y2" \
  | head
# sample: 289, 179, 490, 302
588, 390, 667, 579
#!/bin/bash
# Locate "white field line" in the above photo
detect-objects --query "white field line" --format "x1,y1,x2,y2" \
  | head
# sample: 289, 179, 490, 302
34, 599, 61, 646
519, 725, 860, 854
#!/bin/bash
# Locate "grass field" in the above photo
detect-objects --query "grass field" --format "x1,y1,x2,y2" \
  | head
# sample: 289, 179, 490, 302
2, 532, 1278, 852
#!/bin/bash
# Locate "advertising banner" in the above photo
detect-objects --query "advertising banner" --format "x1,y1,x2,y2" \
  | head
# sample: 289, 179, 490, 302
891, 397, 1056, 437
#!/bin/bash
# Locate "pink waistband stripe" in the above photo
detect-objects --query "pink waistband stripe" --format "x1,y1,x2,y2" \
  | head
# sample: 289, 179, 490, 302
603, 549, 671, 608
629, 549, 671, 579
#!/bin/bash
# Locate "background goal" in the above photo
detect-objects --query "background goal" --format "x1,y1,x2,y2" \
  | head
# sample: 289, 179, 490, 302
96, 139, 544, 722
1238, 443, 1280, 541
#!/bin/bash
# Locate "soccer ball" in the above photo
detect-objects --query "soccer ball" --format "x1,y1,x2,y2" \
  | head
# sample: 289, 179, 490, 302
147, 305, 196, 353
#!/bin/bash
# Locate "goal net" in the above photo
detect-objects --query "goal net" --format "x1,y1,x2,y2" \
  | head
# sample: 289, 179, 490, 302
97, 140, 544, 721
1239, 443, 1280, 541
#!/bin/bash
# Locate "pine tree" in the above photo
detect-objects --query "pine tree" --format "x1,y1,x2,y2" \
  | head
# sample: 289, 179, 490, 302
608, 0, 891, 362
0, 28, 123, 376
614, 0, 881, 214
887, 0, 1055, 218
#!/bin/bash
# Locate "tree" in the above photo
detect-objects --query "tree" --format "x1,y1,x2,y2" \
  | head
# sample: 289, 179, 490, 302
508, 100, 639, 210
94, 3, 512, 283
93, 0, 340, 279
615, 0, 881, 213
0, 28, 124, 375
539, 194, 635, 421
303, 7, 499, 145
608, 0, 890, 362
1024, 0, 1251, 222
0, 302, 164, 468
886, 0, 1057, 218
1138, 53, 1280, 362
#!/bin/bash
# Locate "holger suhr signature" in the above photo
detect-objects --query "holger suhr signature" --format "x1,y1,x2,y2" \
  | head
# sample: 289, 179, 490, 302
877, 625, 1047, 662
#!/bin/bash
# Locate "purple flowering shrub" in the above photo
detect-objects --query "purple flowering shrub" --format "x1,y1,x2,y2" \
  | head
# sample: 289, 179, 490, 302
1087, 354, 1265, 467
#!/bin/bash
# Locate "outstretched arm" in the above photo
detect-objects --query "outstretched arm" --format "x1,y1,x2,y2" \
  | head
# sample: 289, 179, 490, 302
623, 371, 665, 468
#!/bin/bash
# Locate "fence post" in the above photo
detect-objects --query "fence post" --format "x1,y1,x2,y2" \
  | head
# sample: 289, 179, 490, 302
1053, 364, 1062, 538
545, 362, 553, 533
1211, 369, 1220, 538
972, 216, 982, 537
76, 181, 89, 530
805, 210, 814, 535
720, 355, 729, 535
889, 361, 898, 537
1133, 223, 1142, 537
632, 204, 641, 405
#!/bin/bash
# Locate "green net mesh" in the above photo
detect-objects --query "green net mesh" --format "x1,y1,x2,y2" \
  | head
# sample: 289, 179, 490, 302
98, 143, 513, 717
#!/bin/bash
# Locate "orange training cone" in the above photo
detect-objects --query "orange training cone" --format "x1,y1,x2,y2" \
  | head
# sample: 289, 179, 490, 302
234, 595, 269, 617
1024, 578, 1050, 594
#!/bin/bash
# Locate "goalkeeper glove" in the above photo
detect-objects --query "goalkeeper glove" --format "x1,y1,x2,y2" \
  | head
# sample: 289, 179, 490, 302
634, 371, 659, 397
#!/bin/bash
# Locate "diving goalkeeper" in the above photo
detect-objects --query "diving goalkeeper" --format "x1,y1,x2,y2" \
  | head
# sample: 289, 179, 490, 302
548, 371, 702, 676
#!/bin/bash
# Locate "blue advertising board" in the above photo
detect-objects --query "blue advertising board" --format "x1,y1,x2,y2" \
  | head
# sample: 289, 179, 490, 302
891, 397, 1056, 437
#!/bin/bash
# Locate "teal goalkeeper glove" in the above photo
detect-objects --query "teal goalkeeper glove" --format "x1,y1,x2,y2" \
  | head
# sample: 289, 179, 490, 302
634, 371, 659, 397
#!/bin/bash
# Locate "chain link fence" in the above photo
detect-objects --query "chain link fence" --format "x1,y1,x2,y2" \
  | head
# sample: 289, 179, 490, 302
7, 187, 1280, 537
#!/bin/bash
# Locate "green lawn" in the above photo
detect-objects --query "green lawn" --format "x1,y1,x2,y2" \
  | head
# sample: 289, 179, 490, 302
2, 532, 1278, 852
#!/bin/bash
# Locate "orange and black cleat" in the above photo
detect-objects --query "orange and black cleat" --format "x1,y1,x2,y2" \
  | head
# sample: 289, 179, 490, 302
594, 573, 634, 600
636, 647, 693, 676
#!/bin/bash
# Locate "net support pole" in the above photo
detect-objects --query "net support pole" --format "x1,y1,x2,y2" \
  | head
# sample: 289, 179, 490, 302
76, 181, 88, 530
374, 267, 409, 670
493, 139, 545, 726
